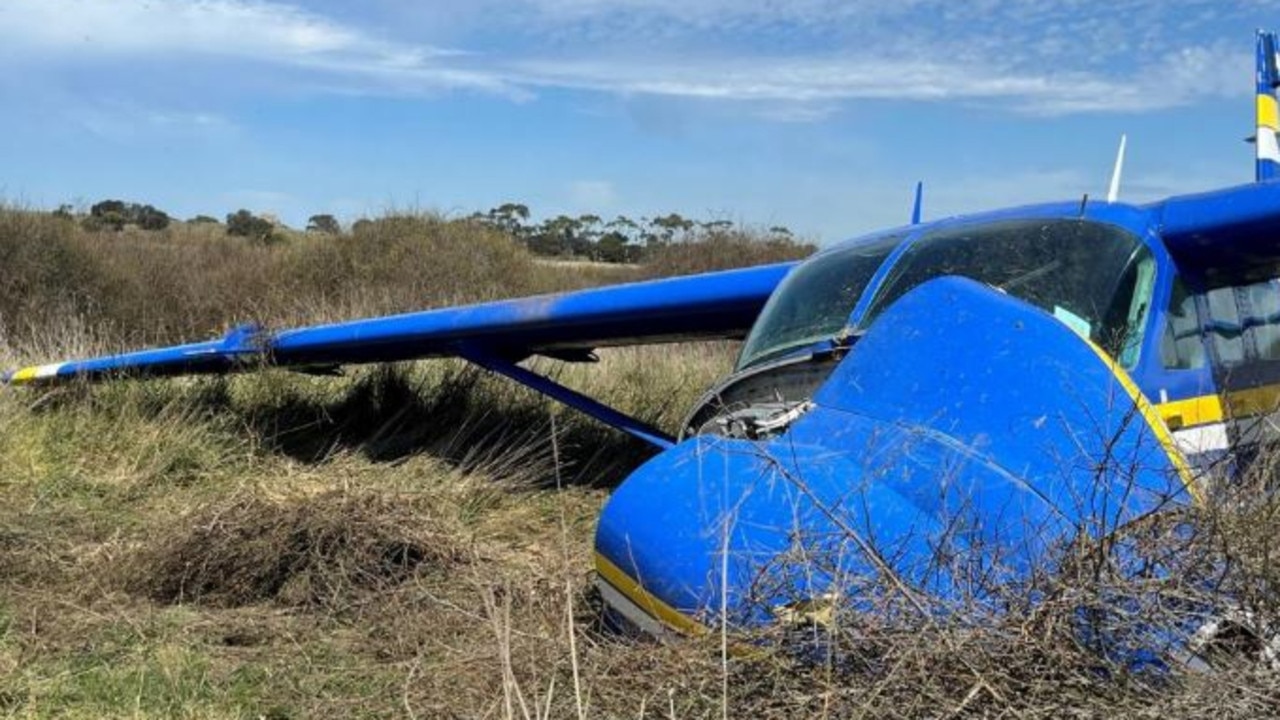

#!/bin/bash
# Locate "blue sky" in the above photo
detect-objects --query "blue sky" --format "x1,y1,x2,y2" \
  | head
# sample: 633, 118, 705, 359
0, 0, 1275, 242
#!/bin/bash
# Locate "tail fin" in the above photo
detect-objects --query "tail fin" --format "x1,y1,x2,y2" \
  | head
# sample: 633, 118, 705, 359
1256, 30, 1280, 182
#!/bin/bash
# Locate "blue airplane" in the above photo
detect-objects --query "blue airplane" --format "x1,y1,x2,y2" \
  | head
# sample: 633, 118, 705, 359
7, 31, 1280, 660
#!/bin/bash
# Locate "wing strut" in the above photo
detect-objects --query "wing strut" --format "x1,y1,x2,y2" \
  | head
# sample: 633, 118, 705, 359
459, 346, 676, 449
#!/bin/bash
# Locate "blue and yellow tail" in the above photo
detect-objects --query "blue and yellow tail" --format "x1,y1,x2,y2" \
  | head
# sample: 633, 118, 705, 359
1256, 30, 1280, 182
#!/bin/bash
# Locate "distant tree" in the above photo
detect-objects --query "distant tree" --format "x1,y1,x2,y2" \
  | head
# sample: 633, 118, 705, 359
642, 213, 694, 246
528, 215, 584, 257
476, 203, 531, 240
189, 215, 220, 225
85, 199, 127, 231
606, 215, 640, 243
135, 204, 170, 231
568, 214, 600, 256
51, 204, 75, 221
90, 199, 126, 219
84, 199, 170, 231
306, 214, 341, 234
351, 218, 374, 236
596, 232, 630, 263
225, 209, 276, 242
769, 225, 794, 237
83, 210, 126, 232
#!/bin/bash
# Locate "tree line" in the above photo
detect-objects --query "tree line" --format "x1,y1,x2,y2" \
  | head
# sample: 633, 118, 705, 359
465, 203, 796, 264
52, 200, 801, 264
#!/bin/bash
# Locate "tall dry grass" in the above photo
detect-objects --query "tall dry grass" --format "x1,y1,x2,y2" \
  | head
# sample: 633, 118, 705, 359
0, 207, 810, 356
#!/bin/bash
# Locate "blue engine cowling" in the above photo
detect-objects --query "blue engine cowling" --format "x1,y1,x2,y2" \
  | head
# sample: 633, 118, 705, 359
594, 276, 1196, 638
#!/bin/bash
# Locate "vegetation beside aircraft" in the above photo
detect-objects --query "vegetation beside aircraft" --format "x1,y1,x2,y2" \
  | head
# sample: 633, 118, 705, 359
0, 204, 1276, 717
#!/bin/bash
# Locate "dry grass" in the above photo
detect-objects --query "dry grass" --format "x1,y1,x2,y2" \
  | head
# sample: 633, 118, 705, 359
1, 205, 1279, 718
0, 208, 806, 354
125, 490, 467, 610
2, 363, 1280, 718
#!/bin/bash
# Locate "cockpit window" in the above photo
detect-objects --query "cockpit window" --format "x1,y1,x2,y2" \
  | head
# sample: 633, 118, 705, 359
736, 233, 903, 371
859, 220, 1155, 366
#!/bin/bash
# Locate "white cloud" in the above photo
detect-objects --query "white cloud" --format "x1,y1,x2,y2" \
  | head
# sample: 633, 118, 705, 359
73, 101, 237, 142
0, 0, 511, 95
508, 48, 1243, 114
1, 0, 361, 58
0, 0, 1262, 116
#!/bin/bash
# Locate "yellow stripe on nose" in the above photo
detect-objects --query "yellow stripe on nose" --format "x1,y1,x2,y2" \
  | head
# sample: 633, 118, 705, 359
1080, 340, 1201, 504
594, 552, 706, 636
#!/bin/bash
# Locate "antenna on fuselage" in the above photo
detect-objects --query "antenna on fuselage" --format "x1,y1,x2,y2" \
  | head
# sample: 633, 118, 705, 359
1106, 134, 1127, 203
910, 181, 923, 224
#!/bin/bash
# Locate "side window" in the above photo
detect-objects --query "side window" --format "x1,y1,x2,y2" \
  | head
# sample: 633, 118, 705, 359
1160, 278, 1206, 370
1205, 286, 1246, 366
1201, 277, 1280, 367
1244, 279, 1280, 360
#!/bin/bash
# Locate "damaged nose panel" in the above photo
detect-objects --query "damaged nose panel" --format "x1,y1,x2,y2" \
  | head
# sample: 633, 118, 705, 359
594, 276, 1196, 636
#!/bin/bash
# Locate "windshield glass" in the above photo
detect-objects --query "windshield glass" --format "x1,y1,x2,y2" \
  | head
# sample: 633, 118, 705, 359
859, 219, 1155, 366
737, 233, 903, 370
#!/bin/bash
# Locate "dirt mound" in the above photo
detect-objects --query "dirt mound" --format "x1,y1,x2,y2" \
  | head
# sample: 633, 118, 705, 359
126, 491, 467, 610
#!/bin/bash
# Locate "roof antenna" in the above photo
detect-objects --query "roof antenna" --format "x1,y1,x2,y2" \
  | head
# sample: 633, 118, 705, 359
1106, 133, 1127, 203
910, 181, 924, 224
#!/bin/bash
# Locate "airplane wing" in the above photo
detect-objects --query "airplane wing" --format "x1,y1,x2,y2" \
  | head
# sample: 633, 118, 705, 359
2, 261, 796, 447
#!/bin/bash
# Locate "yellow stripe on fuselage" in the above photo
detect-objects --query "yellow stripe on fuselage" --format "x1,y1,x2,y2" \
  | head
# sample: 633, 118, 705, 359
1155, 393, 1223, 428
594, 552, 706, 636
1259, 93, 1280, 131
1154, 384, 1280, 430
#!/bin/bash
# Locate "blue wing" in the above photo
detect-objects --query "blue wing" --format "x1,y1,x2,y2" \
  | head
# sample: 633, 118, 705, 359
3, 262, 795, 445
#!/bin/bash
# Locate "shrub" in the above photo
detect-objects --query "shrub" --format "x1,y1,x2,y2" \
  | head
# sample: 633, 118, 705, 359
135, 204, 170, 231
225, 209, 276, 243
641, 227, 815, 277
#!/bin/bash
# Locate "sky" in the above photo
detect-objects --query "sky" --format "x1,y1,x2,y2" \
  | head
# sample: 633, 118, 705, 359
0, 0, 1276, 243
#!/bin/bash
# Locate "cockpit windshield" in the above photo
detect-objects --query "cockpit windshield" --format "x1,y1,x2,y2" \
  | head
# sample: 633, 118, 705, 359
860, 219, 1156, 367
736, 233, 903, 371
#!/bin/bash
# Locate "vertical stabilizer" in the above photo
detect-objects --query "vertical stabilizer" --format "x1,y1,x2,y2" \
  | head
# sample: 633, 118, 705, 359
1256, 30, 1280, 182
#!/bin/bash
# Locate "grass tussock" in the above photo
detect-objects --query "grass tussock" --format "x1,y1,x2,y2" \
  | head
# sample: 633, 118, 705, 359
127, 490, 466, 610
